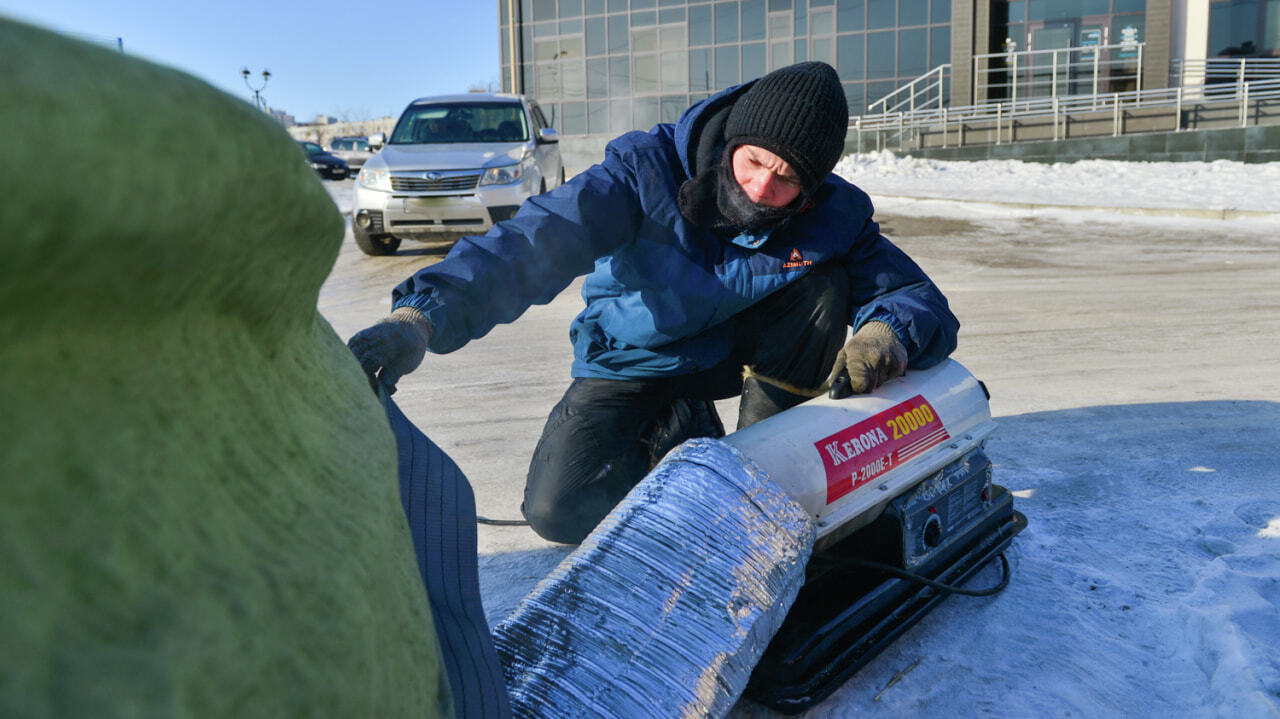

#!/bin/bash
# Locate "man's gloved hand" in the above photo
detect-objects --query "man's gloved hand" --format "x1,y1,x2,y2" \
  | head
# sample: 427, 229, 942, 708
346, 306, 432, 394
826, 321, 908, 399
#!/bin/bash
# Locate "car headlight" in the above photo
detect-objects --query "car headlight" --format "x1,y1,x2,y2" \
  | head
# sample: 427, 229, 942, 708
479, 155, 536, 186
310, 162, 324, 170
357, 166, 391, 191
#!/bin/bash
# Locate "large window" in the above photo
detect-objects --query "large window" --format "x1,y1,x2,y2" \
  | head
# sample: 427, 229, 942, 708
811, 6, 836, 65
505, 0, 958, 134
990, 0, 1147, 98
997, 0, 1148, 55
533, 22, 586, 103
632, 24, 689, 95
770, 10, 795, 68
1209, 0, 1280, 56
831, 0, 952, 112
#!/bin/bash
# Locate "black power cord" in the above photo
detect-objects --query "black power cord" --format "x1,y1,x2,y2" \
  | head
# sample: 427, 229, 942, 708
816, 553, 1012, 597
475, 515, 530, 527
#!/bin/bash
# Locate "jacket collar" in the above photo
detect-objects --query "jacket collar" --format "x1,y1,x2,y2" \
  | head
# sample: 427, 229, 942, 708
673, 82, 756, 180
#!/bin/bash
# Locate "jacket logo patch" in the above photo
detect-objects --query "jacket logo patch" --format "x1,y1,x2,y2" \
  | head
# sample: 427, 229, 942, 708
783, 248, 813, 269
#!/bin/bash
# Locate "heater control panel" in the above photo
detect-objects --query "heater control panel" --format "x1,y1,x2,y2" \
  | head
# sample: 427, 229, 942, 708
890, 447, 993, 569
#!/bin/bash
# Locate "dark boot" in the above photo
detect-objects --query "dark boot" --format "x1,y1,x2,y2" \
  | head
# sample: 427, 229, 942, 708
642, 398, 725, 467
737, 376, 812, 430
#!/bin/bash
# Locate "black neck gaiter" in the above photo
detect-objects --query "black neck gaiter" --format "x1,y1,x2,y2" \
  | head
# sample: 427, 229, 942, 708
678, 149, 802, 234
713, 149, 799, 234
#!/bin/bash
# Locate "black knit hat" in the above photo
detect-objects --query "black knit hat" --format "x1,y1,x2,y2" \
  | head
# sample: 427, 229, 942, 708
724, 62, 848, 194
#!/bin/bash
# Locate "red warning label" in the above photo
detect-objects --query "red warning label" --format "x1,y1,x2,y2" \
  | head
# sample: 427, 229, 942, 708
816, 395, 951, 504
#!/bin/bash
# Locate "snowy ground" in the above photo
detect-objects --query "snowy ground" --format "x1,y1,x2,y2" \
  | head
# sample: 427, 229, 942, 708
836, 150, 1280, 214
320, 154, 1280, 718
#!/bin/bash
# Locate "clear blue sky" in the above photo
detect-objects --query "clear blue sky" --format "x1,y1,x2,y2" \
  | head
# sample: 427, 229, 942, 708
0, 1, 502, 121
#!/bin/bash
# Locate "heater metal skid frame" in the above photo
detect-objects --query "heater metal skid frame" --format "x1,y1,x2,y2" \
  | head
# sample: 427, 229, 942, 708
744, 446, 1027, 713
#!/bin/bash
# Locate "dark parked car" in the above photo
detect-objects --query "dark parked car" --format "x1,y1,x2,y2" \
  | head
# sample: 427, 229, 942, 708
298, 141, 349, 180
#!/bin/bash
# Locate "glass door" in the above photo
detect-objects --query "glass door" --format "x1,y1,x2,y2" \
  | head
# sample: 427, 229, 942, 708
1027, 22, 1074, 97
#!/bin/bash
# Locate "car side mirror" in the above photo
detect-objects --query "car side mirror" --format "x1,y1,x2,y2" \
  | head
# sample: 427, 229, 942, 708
369, 133, 385, 149
537, 127, 559, 144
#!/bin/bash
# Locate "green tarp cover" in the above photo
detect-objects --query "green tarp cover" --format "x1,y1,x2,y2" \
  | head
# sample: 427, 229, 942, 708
0, 18, 448, 718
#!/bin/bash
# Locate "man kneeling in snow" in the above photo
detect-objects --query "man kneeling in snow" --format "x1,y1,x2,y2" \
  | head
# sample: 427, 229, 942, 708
348, 62, 959, 544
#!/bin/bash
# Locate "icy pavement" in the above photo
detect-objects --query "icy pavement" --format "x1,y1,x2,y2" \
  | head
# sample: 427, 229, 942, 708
320, 156, 1280, 718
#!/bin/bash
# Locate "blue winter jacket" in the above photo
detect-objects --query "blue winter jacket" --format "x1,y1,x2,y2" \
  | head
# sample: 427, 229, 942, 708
392, 83, 958, 381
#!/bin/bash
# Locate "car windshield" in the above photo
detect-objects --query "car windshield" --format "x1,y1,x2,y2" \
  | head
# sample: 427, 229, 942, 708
300, 141, 323, 154
389, 102, 528, 144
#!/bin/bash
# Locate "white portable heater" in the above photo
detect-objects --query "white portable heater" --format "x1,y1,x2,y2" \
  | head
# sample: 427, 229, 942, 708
727, 359, 1027, 712
490, 359, 1025, 718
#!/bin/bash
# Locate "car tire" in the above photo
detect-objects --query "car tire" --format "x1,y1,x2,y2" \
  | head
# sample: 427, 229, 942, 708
353, 225, 401, 256
539, 178, 547, 195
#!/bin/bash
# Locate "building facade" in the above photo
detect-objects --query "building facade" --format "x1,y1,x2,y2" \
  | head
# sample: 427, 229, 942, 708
498, 0, 1279, 137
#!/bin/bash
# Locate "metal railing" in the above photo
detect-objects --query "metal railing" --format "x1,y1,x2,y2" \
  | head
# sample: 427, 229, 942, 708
850, 51, 1280, 153
973, 42, 1144, 105
1172, 57, 1280, 90
850, 76, 1280, 152
867, 64, 951, 116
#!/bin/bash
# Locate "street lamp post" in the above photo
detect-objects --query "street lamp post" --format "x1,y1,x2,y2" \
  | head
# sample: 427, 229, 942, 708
241, 67, 271, 111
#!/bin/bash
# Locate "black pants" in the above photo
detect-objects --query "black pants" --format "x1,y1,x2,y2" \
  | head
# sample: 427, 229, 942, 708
523, 262, 851, 544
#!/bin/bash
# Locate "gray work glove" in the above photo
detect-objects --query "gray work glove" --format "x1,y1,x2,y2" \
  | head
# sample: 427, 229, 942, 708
826, 321, 908, 399
346, 306, 432, 394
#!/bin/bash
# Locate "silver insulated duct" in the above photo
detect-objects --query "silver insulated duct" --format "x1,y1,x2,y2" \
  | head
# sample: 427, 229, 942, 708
492, 438, 816, 719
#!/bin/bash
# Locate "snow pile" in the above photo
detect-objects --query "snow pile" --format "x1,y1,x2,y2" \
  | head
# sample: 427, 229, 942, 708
834, 150, 1280, 213
328, 152, 1280, 216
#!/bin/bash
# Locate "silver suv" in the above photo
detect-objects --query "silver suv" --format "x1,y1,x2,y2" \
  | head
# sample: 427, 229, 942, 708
351, 93, 564, 255
328, 136, 374, 171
